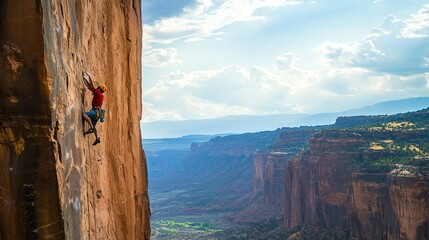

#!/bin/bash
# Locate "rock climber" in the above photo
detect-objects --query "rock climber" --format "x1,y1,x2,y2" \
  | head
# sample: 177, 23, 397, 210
82, 71, 107, 146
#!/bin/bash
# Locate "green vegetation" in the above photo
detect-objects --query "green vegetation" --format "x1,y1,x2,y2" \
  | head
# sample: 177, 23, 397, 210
370, 156, 412, 166
364, 137, 429, 168
151, 219, 221, 239
151, 218, 352, 240
334, 109, 429, 169
363, 121, 427, 132
334, 108, 429, 129
154, 220, 219, 232
207, 220, 348, 240
207, 218, 290, 240
313, 110, 429, 172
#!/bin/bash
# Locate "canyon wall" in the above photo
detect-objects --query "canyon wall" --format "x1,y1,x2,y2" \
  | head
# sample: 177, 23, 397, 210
261, 129, 320, 207
232, 128, 318, 222
252, 152, 269, 193
284, 129, 429, 240
252, 152, 292, 208
0, 0, 150, 239
263, 152, 290, 206
349, 172, 429, 240
284, 132, 365, 230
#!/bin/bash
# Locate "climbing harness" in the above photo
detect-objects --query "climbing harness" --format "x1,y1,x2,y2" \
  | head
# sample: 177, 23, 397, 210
92, 107, 106, 122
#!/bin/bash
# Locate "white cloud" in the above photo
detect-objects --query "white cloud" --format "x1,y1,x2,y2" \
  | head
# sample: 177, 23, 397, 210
318, 6, 429, 76
317, 39, 385, 67
276, 52, 300, 70
182, 95, 256, 118
426, 73, 429, 87
401, 4, 429, 38
143, 48, 182, 68
166, 71, 186, 80
143, 102, 183, 121
143, 0, 303, 44
142, 2, 429, 122
143, 64, 290, 120
143, 57, 429, 121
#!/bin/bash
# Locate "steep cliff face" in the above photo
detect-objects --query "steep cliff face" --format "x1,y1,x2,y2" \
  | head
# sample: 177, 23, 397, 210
262, 129, 319, 207
284, 132, 364, 230
252, 151, 291, 206
349, 173, 429, 240
387, 176, 429, 240
255, 129, 318, 202
231, 129, 318, 222
263, 152, 290, 206
284, 129, 429, 240
252, 152, 269, 193
0, 1, 150, 239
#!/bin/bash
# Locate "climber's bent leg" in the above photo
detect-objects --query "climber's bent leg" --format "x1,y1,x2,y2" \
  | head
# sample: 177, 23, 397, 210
82, 111, 94, 128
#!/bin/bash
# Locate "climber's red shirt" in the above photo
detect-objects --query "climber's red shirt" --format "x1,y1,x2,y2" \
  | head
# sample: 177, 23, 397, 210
91, 88, 104, 107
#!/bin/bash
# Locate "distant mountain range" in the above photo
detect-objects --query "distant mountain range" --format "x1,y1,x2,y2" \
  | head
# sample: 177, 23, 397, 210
141, 97, 429, 139
143, 134, 228, 151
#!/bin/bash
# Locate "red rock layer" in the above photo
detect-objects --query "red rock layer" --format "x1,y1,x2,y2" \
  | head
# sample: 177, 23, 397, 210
0, 0, 150, 239
263, 152, 290, 206
252, 152, 269, 192
284, 131, 429, 240
284, 131, 371, 229
253, 152, 291, 203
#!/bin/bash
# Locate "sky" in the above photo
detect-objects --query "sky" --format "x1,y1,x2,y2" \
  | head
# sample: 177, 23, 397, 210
141, 0, 429, 122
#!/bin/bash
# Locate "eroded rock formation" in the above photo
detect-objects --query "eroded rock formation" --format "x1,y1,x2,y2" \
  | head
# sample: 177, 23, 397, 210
252, 151, 269, 193
284, 129, 429, 240
232, 129, 317, 222
0, 0, 150, 239
263, 152, 290, 206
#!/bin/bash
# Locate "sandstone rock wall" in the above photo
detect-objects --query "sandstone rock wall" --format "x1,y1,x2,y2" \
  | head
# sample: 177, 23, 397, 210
349, 173, 429, 240
284, 130, 429, 240
349, 173, 389, 239
0, 0, 150, 239
252, 152, 269, 193
251, 152, 290, 207
233, 129, 317, 223
387, 176, 429, 239
253, 129, 317, 207
263, 152, 289, 206
284, 150, 360, 229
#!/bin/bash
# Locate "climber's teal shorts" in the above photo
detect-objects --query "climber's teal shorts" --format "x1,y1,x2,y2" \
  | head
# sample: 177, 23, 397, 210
86, 109, 98, 126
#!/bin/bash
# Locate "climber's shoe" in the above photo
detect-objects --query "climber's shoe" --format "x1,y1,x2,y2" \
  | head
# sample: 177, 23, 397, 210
93, 138, 101, 146
84, 128, 95, 135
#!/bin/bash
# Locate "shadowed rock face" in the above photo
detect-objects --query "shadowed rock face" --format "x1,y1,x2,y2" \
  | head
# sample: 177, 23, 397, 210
252, 152, 269, 193
349, 173, 429, 240
0, 0, 150, 239
263, 153, 290, 206
253, 152, 291, 207
231, 129, 317, 223
284, 134, 363, 230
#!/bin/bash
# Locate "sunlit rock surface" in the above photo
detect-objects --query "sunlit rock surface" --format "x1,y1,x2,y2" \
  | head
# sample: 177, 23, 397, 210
0, 0, 150, 239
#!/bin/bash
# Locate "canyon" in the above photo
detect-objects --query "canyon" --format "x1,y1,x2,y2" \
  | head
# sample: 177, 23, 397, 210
0, 1, 150, 239
148, 109, 429, 239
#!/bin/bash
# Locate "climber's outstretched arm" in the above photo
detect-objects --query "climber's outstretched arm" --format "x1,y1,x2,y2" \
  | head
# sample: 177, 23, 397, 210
83, 72, 96, 91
